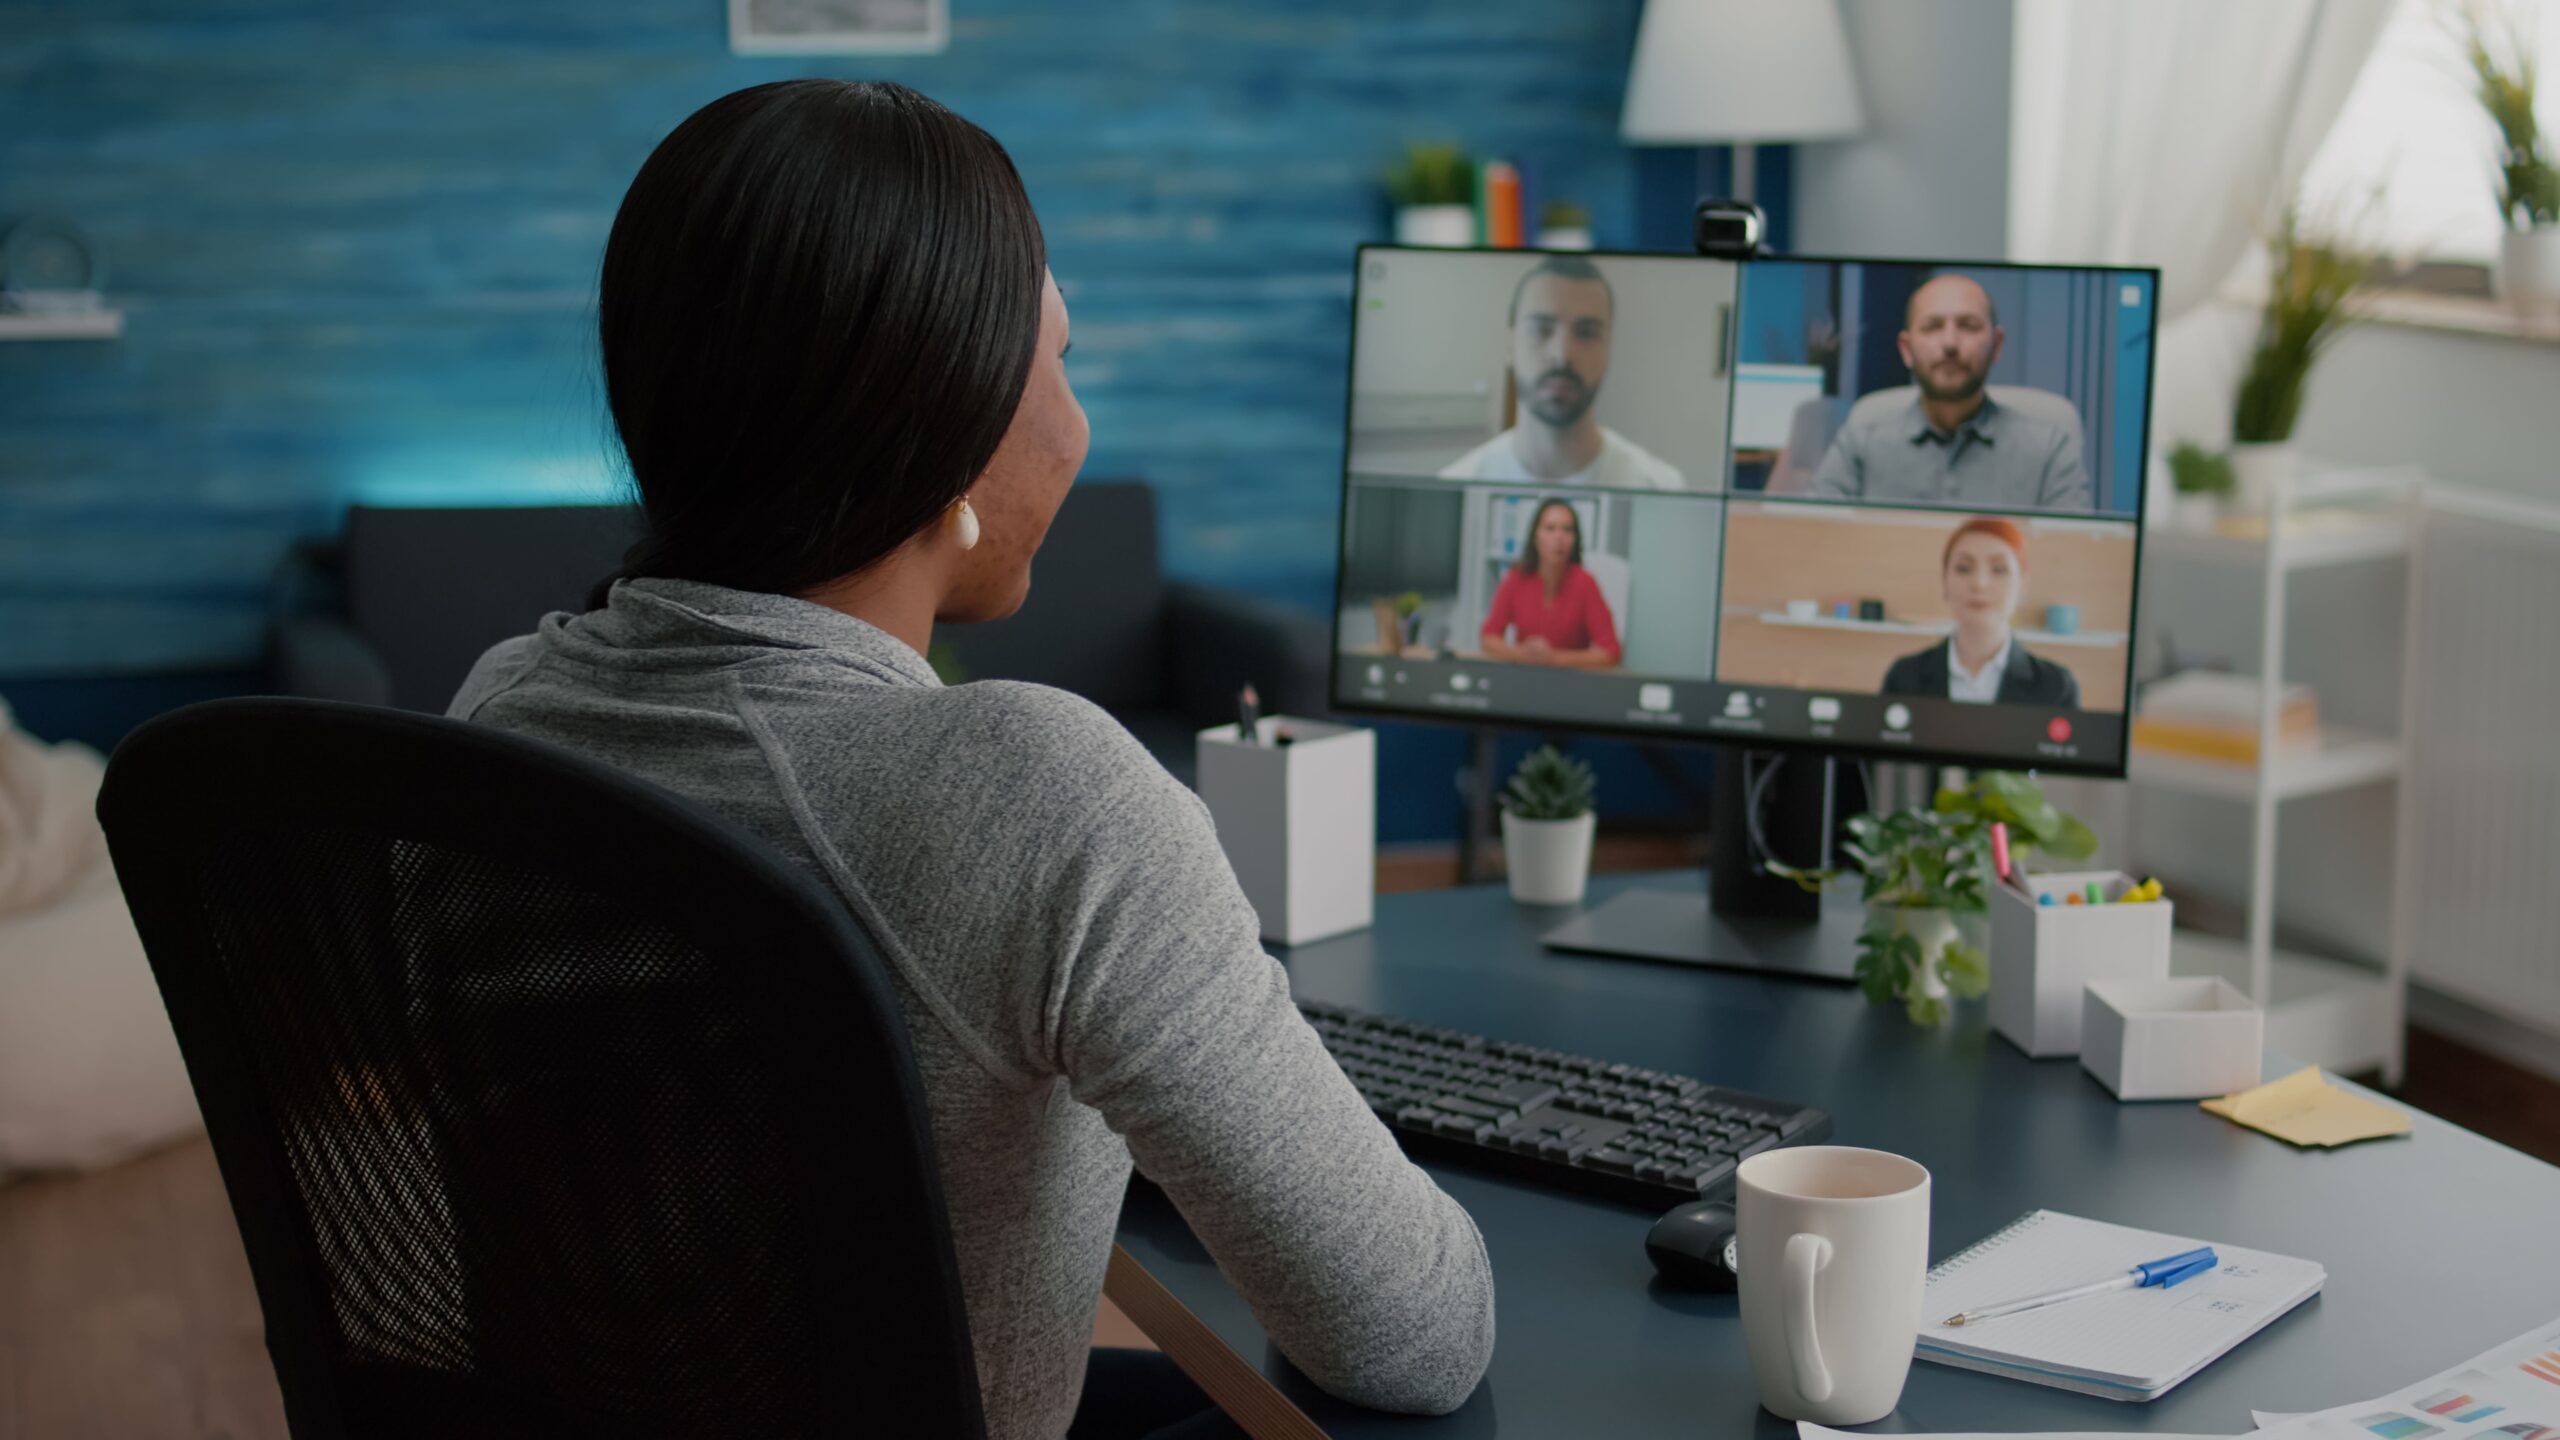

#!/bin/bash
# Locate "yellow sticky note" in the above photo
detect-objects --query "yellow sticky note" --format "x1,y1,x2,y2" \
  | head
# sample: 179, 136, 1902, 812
2201, 1065, 2413, 1148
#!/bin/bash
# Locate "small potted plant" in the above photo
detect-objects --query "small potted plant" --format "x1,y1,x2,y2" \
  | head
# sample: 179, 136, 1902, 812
2229, 206, 2372, 510
2462, 3, 2560, 314
1538, 199, 1593, 250
1500, 745, 1597, 905
1385, 142, 1477, 248
1370, 590, 1425, 655
1835, 772, 2096, 1027
2164, 440, 2235, 531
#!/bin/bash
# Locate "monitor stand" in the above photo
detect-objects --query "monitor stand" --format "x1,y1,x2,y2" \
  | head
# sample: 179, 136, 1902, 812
1538, 748, 1865, 983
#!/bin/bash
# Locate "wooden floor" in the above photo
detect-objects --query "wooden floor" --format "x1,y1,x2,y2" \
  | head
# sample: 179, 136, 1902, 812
6, 839, 2552, 1439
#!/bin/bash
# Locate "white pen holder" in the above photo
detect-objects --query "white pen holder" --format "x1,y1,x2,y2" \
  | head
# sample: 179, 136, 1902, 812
1987, 869, 2173, 1058
1195, 717, 1374, 946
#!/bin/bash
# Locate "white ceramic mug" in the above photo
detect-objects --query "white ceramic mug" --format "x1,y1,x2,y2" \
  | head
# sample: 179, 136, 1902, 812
1736, 1146, 1930, 1424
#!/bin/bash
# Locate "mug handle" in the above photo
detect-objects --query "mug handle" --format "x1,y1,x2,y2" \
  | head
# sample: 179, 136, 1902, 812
1783, 1232, 1835, 1404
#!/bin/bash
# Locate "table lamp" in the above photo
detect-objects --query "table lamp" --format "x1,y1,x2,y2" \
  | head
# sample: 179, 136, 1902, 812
1620, 0, 1864, 204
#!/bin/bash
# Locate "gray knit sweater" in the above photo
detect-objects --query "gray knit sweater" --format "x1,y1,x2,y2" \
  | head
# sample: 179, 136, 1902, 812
449, 578, 1495, 1439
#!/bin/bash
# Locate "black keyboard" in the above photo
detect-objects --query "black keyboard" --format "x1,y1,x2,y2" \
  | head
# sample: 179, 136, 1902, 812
1297, 999, 1832, 1210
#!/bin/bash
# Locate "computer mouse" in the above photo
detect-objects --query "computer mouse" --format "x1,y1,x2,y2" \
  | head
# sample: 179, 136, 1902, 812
1644, 1200, 1740, 1290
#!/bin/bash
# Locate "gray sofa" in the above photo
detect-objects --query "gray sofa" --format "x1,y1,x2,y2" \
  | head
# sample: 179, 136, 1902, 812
267, 482, 1329, 785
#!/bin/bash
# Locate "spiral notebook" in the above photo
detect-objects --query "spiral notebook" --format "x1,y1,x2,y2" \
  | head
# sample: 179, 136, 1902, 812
1918, 1210, 2325, 1402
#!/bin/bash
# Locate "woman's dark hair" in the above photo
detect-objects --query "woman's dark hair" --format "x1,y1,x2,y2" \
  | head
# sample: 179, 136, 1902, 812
591, 79, 1046, 606
1511, 498, 1584, 576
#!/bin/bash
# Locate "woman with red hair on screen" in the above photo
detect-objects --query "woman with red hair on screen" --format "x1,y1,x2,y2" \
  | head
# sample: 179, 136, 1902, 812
1880, 515, 2081, 706
1480, 498, 1622, 669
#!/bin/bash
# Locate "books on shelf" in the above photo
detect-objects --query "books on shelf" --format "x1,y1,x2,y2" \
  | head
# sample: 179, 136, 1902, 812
2131, 671, 2320, 766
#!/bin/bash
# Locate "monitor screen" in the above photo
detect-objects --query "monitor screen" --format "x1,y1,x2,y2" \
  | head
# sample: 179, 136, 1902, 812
1329, 246, 2157, 776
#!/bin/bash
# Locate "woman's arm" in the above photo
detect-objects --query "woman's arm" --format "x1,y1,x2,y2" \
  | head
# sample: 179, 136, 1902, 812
1569, 567, 1623, 668
1042, 728, 1495, 1414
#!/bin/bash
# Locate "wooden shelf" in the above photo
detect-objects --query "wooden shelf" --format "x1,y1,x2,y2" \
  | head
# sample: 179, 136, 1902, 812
1743, 609, 2127, 648
2128, 725, 2402, 802
0, 310, 123, 340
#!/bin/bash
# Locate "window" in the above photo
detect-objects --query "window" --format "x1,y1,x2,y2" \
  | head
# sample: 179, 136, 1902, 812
2297, 0, 2560, 267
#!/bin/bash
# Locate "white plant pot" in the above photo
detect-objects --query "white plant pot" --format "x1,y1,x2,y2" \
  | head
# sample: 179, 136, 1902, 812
1395, 204, 1476, 248
1865, 904, 1958, 1003
1502, 810, 1595, 906
2171, 492, 2224, 532
1539, 226, 1594, 251
2496, 226, 2560, 318
2227, 441, 2297, 514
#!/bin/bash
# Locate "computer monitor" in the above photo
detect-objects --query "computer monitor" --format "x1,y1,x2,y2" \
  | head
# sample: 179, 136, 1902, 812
1328, 245, 2159, 976
1330, 245, 2156, 775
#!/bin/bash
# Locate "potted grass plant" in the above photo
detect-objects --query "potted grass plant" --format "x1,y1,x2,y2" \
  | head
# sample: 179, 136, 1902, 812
2229, 206, 2372, 511
2461, 3, 2560, 314
1500, 745, 1597, 906
1539, 200, 1594, 250
1386, 142, 1477, 248
2165, 440, 2236, 531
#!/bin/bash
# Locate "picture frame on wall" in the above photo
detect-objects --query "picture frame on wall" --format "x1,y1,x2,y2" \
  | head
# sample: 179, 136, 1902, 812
727, 0, 948, 55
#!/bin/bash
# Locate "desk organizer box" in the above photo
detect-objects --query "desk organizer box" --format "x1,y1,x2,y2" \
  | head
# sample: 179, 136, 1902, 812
1987, 869, 2174, 1058
1196, 717, 1374, 946
2081, 978, 2264, 1100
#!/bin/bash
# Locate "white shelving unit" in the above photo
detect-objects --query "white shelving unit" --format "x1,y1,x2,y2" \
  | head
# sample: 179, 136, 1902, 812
2128, 464, 2425, 1084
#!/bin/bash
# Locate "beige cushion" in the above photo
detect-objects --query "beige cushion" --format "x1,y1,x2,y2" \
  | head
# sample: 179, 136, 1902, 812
0, 703, 201, 1179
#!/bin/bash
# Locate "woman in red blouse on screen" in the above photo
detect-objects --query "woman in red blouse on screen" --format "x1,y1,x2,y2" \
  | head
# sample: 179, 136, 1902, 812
1479, 498, 1622, 669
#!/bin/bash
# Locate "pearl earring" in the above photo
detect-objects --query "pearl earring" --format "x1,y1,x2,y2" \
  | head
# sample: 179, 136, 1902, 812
952, 499, 981, 551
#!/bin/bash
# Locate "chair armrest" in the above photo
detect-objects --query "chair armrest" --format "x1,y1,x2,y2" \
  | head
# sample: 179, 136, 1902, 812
267, 617, 393, 708
1165, 582, 1333, 729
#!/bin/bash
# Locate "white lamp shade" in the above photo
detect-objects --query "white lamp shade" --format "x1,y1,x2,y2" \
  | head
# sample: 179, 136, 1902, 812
1621, 0, 1865, 145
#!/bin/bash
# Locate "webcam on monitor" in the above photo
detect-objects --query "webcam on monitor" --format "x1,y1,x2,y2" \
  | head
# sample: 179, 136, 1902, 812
1693, 199, 1766, 259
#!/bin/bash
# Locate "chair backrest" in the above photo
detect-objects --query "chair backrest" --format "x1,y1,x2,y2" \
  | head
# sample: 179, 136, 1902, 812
340, 505, 641, 713
933, 481, 1166, 711
96, 699, 984, 1440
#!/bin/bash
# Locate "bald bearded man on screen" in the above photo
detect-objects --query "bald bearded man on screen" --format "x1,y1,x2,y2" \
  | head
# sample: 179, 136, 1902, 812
1812, 274, 2091, 511
1439, 256, 1685, 491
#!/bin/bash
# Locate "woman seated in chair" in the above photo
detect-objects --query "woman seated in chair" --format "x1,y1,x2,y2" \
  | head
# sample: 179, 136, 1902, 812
451, 81, 1493, 1440
1478, 498, 1622, 670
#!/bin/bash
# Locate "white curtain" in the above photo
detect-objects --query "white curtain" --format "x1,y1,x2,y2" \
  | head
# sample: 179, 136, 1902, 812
2008, 0, 2395, 321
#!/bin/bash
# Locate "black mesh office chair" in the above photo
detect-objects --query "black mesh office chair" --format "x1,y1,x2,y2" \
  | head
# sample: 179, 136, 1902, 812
95, 698, 983, 1439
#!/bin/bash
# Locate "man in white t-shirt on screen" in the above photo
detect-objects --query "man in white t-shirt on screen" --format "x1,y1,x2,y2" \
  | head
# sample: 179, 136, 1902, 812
1438, 255, 1685, 490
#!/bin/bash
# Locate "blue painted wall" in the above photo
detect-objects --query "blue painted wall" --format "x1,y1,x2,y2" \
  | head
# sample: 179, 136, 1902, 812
1, 0, 1658, 679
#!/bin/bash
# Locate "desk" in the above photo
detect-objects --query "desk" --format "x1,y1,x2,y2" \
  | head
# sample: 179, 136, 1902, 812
1114, 871, 2560, 1438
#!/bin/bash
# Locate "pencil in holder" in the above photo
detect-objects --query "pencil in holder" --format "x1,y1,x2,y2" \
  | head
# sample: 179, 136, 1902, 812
1987, 869, 2174, 1058
1196, 717, 1374, 946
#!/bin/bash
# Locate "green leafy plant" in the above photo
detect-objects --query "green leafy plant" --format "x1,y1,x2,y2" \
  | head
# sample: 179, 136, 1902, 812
926, 641, 969, 686
2460, 2, 2560, 230
2167, 440, 2236, 497
2232, 206, 2374, 444
1384, 142, 1476, 208
1501, 745, 1596, 822
1392, 590, 1424, 619
1539, 199, 1590, 231
1801, 772, 2097, 1026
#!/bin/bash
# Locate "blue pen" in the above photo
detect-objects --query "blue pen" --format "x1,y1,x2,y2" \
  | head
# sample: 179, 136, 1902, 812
1941, 1247, 2218, 1327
